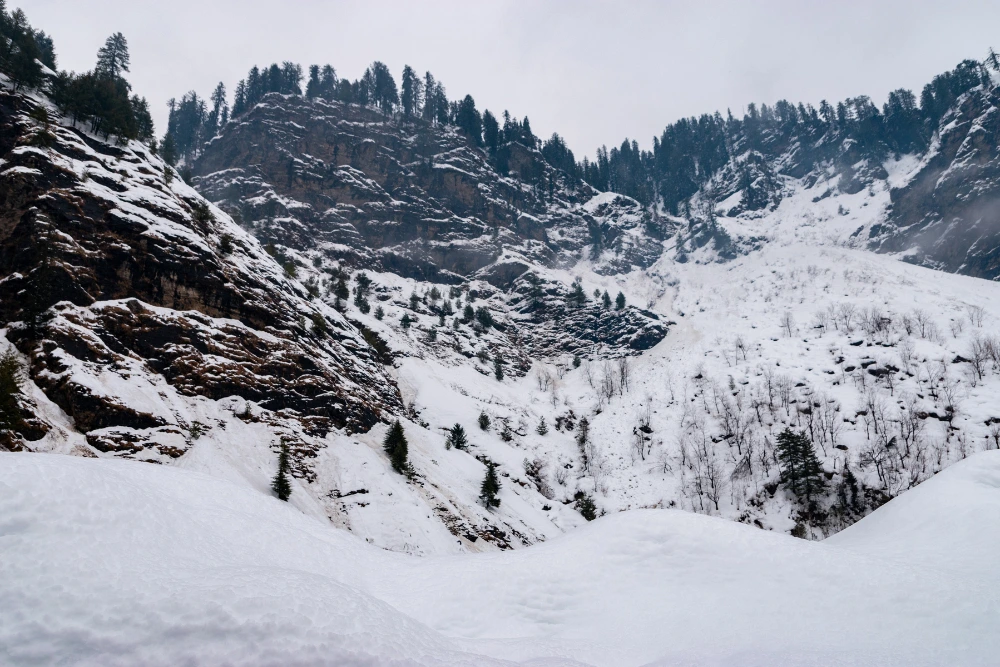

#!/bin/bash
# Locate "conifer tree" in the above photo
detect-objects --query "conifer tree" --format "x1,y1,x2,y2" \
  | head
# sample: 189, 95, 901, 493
400, 313, 412, 329
601, 290, 611, 309
305, 64, 320, 99
478, 411, 490, 431
383, 420, 409, 474
500, 420, 513, 442
776, 428, 826, 509
480, 462, 501, 509
615, 292, 626, 310
536, 416, 548, 436
576, 493, 597, 521
271, 442, 292, 501
0, 349, 24, 431
334, 277, 349, 301
493, 353, 505, 381
95, 32, 129, 80
567, 280, 587, 308
445, 423, 468, 450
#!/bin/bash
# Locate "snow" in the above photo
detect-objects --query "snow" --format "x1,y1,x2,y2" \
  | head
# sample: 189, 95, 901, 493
1, 451, 998, 666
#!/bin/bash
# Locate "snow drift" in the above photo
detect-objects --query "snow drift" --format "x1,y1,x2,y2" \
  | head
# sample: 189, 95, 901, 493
1, 451, 997, 666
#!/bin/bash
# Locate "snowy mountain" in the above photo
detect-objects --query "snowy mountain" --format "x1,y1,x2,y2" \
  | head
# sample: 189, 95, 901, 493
7, 59, 1000, 556
4, 6, 1000, 662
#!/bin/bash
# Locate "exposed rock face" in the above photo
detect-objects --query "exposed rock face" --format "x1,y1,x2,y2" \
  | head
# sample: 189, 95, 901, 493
193, 94, 669, 285
0, 90, 402, 439
875, 83, 1000, 278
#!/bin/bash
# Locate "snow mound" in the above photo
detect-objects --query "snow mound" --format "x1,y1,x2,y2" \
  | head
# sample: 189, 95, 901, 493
2, 452, 998, 666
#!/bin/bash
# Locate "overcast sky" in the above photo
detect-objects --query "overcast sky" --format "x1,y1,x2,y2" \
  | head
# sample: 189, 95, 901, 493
15, 0, 1000, 158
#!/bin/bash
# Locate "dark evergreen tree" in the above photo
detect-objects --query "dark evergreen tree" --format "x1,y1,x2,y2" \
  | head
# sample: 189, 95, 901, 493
400, 64, 421, 117
493, 353, 504, 381
383, 420, 410, 474
305, 64, 321, 99
160, 132, 178, 166
0, 349, 24, 431
462, 304, 474, 323
478, 411, 490, 431
455, 94, 482, 145
776, 428, 826, 509
271, 442, 292, 501
95, 32, 129, 80
482, 109, 499, 154
536, 417, 548, 436
576, 493, 597, 521
445, 423, 468, 450
601, 291, 611, 309
567, 280, 587, 308
480, 462, 501, 509
615, 291, 626, 310
400, 312, 412, 329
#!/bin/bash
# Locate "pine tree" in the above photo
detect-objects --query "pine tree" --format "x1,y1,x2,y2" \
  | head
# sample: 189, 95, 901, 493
445, 423, 468, 450
615, 292, 626, 310
480, 462, 501, 509
576, 493, 597, 521
0, 349, 24, 431
536, 416, 548, 436
383, 420, 409, 474
776, 428, 826, 509
400, 313, 412, 329
601, 291, 611, 309
271, 442, 292, 501
493, 353, 504, 381
462, 304, 474, 323
305, 64, 320, 99
478, 411, 490, 431
334, 277, 349, 301
572, 354, 581, 369
95, 32, 129, 80
567, 280, 587, 308
500, 420, 513, 442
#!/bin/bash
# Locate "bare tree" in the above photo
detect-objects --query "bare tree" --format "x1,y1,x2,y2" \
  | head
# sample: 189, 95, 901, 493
966, 304, 986, 328
780, 311, 795, 337
617, 357, 631, 394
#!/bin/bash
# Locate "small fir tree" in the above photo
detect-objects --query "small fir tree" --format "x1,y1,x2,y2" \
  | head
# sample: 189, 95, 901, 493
478, 411, 490, 431
400, 313, 412, 329
776, 428, 826, 510
480, 462, 501, 509
500, 420, 514, 442
576, 493, 597, 521
601, 290, 612, 309
445, 423, 468, 450
493, 353, 505, 381
0, 350, 24, 431
615, 291, 626, 310
271, 442, 292, 501
374, 305, 384, 320
383, 420, 410, 474
536, 416, 548, 436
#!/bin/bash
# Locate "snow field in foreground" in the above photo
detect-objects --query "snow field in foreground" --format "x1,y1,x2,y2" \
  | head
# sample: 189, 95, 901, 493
1, 451, 998, 666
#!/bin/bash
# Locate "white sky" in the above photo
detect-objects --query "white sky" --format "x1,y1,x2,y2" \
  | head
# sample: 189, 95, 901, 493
15, 0, 1000, 159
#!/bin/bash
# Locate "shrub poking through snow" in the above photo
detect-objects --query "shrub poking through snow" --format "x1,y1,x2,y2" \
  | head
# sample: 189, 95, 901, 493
271, 442, 292, 501
478, 412, 490, 431
480, 462, 501, 509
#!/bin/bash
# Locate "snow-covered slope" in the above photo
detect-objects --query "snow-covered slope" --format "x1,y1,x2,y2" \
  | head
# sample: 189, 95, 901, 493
2, 451, 998, 666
